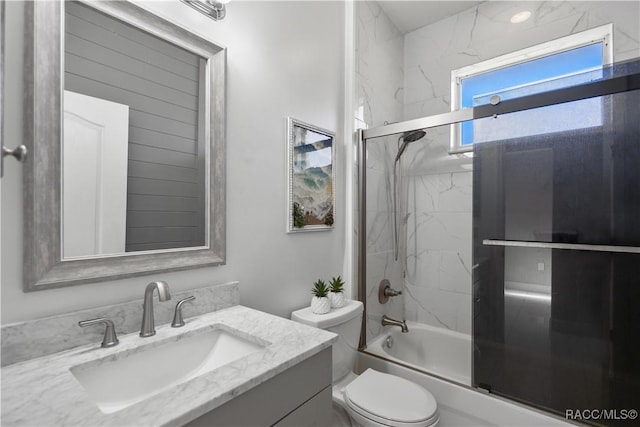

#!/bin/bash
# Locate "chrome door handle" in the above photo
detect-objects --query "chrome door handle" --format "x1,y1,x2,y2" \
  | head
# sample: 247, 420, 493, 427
1, 144, 28, 177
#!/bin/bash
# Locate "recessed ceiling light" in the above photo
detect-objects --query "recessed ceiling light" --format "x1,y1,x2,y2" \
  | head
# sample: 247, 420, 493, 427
510, 10, 532, 24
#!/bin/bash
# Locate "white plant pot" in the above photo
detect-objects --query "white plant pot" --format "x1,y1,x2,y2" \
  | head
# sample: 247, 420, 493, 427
311, 296, 331, 314
329, 291, 345, 308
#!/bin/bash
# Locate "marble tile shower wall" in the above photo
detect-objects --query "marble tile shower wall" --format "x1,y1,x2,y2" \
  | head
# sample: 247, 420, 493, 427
355, 1, 404, 129
365, 139, 404, 341
396, 0, 639, 335
403, 1, 640, 122
403, 170, 473, 334
356, 1, 405, 342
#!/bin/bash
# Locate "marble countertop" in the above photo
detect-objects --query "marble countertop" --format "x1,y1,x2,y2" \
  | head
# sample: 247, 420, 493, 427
1, 305, 337, 426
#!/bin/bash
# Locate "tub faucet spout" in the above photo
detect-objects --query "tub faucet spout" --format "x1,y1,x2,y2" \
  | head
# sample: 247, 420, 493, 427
381, 315, 408, 333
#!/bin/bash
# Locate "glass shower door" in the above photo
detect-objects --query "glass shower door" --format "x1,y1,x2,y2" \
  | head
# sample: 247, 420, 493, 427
472, 78, 640, 425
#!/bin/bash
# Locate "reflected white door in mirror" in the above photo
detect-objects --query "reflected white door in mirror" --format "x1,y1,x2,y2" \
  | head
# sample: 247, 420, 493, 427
63, 91, 129, 258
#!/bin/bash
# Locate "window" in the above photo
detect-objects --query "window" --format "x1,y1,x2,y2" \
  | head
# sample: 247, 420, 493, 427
450, 24, 613, 153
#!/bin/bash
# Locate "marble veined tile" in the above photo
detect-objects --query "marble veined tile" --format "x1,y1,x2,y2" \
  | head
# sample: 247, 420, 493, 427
437, 172, 473, 213
365, 137, 395, 172
618, 49, 640, 62
438, 250, 472, 295
356, 0, 404, 129
407, 174, 439, 214
366, 252, 403, 299
591, 4, 639, 50
366, 251, 404, 342
404, 65, 451, 106
366, 211, 394, 255
457, 299, 472, 335
404, 96, 451, 121
406, 212, 472, 253
357, 5, 403, 100
405, 250, 441, 289
404, 283, 456, 330
407, 172, 472, 215
404, 282, 470, 333
406, 249, 471, 296
366, 168, 392, 213
358, 0, 401, 45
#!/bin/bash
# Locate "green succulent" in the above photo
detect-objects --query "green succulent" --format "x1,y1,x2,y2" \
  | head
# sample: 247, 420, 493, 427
329, 276, 345, 293
311, 280, 329, 298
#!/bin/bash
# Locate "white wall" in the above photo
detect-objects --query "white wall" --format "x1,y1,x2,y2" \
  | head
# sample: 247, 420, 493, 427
1, 0, 347, 324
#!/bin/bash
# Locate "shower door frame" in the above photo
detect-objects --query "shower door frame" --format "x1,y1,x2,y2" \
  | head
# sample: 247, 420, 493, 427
357, 67, 640, 357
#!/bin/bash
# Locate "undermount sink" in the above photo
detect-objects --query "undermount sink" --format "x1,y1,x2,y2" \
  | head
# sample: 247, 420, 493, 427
70, 327, 266, 414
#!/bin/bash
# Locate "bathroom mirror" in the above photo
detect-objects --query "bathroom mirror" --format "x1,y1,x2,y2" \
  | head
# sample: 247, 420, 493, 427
23, 0, 226, 291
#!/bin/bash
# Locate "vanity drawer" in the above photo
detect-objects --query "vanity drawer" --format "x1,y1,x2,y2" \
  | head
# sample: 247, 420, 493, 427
184, 347, 332, 426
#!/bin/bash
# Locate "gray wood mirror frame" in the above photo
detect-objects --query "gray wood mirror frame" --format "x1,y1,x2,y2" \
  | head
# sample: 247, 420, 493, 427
23, 0, 226, 291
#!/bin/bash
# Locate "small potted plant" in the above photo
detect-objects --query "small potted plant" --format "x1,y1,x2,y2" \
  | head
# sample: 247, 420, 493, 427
329, 276, 345, 308
311, 279, 331, 314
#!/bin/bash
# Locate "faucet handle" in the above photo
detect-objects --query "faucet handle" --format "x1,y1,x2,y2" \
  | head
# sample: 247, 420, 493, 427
171, 296, 196, 328
384, 287, 402, 297
79, 318, 119, 348
378, 279, 402, 304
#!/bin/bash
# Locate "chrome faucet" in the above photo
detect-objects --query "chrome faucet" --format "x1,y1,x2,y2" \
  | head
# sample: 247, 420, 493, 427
171, 296, 196, 328
381, 315, 409, 333
140, 281, 171, 337
78, 318, 119, 348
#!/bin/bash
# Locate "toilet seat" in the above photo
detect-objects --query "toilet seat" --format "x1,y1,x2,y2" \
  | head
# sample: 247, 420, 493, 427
344, 369, 439, 427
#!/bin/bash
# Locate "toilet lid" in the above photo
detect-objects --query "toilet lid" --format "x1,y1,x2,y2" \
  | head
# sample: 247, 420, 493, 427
344, 369, 438, 425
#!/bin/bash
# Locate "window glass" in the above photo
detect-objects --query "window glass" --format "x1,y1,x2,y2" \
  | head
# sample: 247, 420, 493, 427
450, 25, 613, 152
461, 43, 603, 147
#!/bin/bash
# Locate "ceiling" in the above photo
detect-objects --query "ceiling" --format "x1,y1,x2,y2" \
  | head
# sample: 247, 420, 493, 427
377, 1, 484, 34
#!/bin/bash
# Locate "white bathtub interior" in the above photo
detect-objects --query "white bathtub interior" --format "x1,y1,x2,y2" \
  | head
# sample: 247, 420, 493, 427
356, 352, 571, 427
366, 321, 471, 386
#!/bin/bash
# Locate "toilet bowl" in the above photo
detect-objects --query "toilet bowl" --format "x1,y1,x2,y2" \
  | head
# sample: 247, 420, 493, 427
292, 300, 439, 426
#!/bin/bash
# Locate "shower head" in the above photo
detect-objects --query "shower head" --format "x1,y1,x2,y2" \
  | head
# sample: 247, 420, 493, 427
402, 129, 427, 143
395, 129, 426, 163
392, 129, 426, 262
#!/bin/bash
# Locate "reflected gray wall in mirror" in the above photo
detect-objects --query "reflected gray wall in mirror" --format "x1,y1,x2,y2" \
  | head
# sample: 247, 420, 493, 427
24, 0, 226, 291
63, 1, 206, 257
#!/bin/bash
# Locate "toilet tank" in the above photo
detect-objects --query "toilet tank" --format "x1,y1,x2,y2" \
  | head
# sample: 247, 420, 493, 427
291, 300, 363, 382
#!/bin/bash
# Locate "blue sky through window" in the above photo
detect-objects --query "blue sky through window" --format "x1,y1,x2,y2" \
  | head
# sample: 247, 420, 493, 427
460, 43, 604, 146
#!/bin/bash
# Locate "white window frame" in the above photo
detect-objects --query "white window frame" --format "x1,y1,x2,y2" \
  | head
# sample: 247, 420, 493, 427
450, 24, 614, 154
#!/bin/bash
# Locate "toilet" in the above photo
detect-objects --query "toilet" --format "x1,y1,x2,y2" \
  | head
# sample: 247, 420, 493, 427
292, 299, 440, 427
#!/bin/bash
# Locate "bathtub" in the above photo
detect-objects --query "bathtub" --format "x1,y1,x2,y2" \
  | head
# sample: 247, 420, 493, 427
357, 351, 571, 427
361, 322, 570, 426
365, 321, 472, 385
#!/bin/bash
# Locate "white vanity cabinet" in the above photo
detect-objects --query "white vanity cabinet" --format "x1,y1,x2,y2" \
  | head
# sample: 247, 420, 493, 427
185, 348, 332, 426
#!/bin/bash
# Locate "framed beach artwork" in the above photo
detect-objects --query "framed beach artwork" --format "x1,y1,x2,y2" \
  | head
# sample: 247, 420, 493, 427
287, 118, 336, 233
